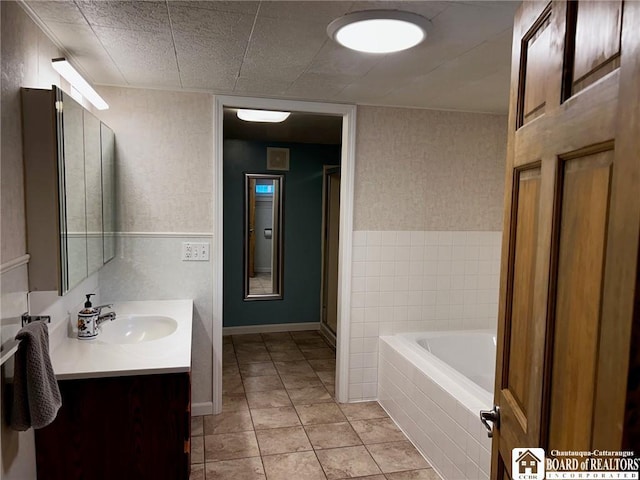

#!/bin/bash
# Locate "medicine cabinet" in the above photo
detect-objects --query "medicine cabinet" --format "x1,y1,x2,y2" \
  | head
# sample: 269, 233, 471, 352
22, 86, 116, 295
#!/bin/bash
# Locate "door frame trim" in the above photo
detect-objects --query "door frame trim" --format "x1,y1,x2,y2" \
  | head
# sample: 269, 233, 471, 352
212, 95, 357, 412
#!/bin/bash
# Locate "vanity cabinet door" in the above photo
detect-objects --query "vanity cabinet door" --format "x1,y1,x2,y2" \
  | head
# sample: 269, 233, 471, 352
35, 373, 191, 480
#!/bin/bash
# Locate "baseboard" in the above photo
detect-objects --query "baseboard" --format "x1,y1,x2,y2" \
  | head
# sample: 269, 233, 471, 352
223, 322, 321, 336
192, 401, 213, 417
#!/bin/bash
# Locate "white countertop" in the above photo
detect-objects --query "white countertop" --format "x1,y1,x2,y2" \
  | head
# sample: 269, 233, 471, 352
49, 299, 193, 380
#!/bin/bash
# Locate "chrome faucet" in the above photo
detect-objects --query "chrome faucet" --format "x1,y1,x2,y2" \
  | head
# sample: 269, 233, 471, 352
96, 305, 116, 328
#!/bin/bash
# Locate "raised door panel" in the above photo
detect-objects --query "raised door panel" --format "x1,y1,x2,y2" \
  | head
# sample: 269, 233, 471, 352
519, 6, 552, 126
548, 148, 613, 450
570, 1, 623, 95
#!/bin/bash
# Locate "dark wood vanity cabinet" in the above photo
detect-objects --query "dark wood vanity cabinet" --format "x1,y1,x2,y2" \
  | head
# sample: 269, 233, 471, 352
35, 372, 191, 480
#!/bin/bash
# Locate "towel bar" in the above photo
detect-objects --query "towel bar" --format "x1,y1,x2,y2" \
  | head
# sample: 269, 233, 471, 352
0, 314, 51, 367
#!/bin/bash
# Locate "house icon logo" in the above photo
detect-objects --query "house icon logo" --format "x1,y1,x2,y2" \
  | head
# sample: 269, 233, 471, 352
512, 448, 545, 480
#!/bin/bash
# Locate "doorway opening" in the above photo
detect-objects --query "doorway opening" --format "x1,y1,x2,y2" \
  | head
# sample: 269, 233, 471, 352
212, 96, 356, 413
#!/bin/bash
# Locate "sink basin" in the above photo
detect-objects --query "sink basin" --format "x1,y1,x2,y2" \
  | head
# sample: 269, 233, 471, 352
99, 315, 178, 344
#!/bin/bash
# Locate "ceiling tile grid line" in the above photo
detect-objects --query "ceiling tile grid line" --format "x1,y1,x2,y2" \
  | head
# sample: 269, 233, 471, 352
165, 0, 185, 88
233, 1, 262, 91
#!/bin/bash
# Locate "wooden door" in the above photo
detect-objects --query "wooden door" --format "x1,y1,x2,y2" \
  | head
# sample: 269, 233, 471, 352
492, 1, 640, 477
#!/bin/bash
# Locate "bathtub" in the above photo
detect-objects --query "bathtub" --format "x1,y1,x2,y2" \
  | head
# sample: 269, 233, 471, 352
378, 330, 496, 480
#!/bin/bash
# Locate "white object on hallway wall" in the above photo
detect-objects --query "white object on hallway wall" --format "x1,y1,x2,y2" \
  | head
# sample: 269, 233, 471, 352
182, 242, 210, 261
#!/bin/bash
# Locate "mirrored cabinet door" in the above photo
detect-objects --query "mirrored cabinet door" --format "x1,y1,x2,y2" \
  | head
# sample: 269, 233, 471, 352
84, 111, 103, 277
58, 89, 88, 292
101, 123, 116, 264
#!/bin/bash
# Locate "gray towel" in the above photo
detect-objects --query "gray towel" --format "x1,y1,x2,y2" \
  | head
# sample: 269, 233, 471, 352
10, 321, 62, 431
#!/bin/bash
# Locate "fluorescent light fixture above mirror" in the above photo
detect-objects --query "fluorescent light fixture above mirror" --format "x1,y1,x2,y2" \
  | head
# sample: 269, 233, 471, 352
51, 58, 109, 110
327, 10, 429, 54
237, 109, 291, 123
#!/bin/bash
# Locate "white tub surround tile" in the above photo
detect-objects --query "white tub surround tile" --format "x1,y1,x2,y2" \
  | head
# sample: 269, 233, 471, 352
348, 230, 500, 401
378, 337, 492, 480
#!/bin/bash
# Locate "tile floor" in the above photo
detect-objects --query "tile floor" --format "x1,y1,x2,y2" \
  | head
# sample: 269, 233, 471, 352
249, 272, 273, 295
190, 330, 441, 480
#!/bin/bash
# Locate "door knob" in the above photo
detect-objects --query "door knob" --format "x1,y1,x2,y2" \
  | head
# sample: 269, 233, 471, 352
479, 405, 500, 438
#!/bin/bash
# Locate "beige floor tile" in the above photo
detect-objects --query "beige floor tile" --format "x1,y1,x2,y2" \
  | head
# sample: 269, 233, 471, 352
386, 469, 441, 480
265, 341, 300, 352
262, 451, 326, 480
237, 351, 272, 364
339, 402, 388, 421
204, 431, 259, 462
243, 375, 284, 392
261, 332, 292, 341
222, 375, 245, 394
251, 406, 301, 429
274, 360, 316, 376
255, 426, 312, 455
304, 422, 363, 450
308, 358, 337, 371
325, 383, 336, 396
316, 446, 382, 479
280, 374, 324, 390
190, 463, 205, 480
290, 330, 322, 339
240, 361, 277, 377
232, 333, 264, 344
246, 389, 292, 409
295, 403, 347, 425
351, 418, 407, 444
235, 343, 268, 354
316, 370, 336, 386
191, 416, 204, 436
205, 457, 265, 479
269, 349, 305, 361
204, 411, 254, 435
295, 337, 330, 349
191, 435, 204, 464
347, 476, 386, 480
366, 441, 430, 473
287, 386, 333, 405
302, 347, 335, 360
222, 393, 249, 412
223, 363, 240, 375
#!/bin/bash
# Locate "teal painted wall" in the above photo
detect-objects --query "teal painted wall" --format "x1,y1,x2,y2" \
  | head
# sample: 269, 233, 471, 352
223, 140, 341, 327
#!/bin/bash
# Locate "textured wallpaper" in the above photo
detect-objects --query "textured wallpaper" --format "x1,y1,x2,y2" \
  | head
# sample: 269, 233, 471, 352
1, 1, 63, 264
354, 106, 507, 231
96, 86, 214, 233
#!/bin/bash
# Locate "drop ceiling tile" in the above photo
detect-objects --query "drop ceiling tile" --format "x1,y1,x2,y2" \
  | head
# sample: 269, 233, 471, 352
258, 1, 351, 24
44, 21, 126, 84
286, 73, 350, 99
167, 1, 260, 15
234, 77, 291, 96
307, 41, 382, 77
93, 26, 179, 84
168, 5, 254, 40
25, 1, 86, 24
173, 33, 245, 91
348, 1, 450, 20
240, 16, 329, 82
76, 1, 171, 33
332, 82, 395, 105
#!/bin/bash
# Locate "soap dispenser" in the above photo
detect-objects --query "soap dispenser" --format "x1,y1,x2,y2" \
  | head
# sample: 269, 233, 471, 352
77, 294, 99, 340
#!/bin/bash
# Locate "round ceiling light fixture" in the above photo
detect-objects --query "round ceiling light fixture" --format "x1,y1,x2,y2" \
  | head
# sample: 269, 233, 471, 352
237, 109, 291, 123
327, 10, 429, 54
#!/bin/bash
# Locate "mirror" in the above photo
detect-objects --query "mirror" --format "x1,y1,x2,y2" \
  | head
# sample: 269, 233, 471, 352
244, 174, 284, 300
101, 123, 116, 263
59, 90, 88, 291
84, 111, 103, 276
